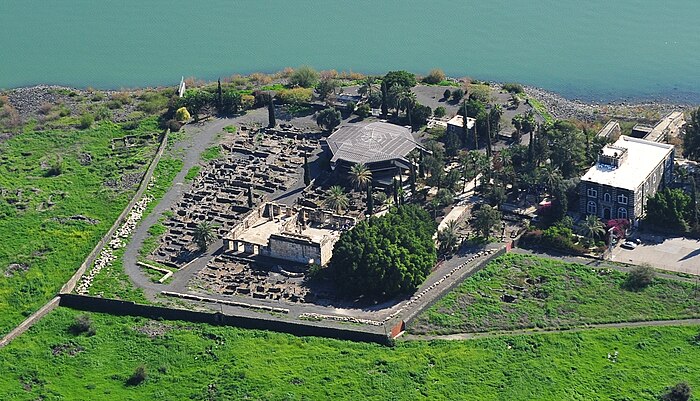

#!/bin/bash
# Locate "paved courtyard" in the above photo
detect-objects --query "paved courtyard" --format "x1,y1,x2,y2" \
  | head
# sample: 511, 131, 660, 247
611, 236, 700, 275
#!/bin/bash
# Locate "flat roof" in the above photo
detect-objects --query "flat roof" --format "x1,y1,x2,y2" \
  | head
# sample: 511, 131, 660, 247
447, 114, 475, 129
325, 121, 417, 164
581, 136, 674, 191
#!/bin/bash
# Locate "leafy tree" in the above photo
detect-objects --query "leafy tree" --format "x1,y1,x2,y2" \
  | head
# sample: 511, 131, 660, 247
329, 205, 437, 298
683, 107, 700, 161
127, 365, 148, 386
646, 188, 691, 231
348, 163, 372, 190
423, 68, 446, 84
410, 104, 432, 129
577, 215, 605, 246
366, 184, 374, 215
474, 205, 501, 238
544, 120, 586, 178
324, 185, 349, 213
468, 84, 491, 103
289, 65, 319, 88
451, 88, 465, 102
502, 83, 524, 94
267, 95, 276, 128
661, 383, 692, 401
443, 89, 452, 100
625, 263, 655, 291
444, 130, 461, 157
315, 108, 341, 132
488, 105, 503, 137
355, 103, 371, 119
315, 78, 339, 102
193, 221, 217, 252
434, 106, 447, 119
383, 70, 417, 89
175, 107, 191, 122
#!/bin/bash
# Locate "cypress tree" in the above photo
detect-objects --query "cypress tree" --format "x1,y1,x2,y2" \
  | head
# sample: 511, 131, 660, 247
462, 102, 470, 147
247, 186, 254, 208
303, 154, 311, 186
418, 152, 425, 178
393, 178, 399, 206
380, 81, 388, 117
267, 95, 276, 128
366, 184, 374, 216
217, 78, 223, 112
410, 163, 416, 199
691, 178, 699, 229
529, 128, 536, 166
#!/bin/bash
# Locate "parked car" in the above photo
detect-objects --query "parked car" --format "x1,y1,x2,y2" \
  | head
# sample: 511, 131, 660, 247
620, 240, 638, 250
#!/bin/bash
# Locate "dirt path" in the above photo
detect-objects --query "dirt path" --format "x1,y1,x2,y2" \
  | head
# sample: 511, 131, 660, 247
402, 318, 700, 341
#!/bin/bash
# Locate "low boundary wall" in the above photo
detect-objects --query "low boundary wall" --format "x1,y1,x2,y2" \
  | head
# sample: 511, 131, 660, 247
59, 294, 391, 345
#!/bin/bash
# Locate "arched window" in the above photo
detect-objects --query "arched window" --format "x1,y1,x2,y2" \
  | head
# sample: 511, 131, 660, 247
587, 188, 597, 198
618, 207, 628, 219
618, 194, 628, 204
587, 201, 597, 215
603, 193, 611, 202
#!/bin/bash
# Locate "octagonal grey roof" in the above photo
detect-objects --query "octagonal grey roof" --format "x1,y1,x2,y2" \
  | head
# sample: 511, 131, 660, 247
326, 122, 418, 164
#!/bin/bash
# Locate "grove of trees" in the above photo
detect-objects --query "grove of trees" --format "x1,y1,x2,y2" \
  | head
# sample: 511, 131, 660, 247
329, 205, 437, 298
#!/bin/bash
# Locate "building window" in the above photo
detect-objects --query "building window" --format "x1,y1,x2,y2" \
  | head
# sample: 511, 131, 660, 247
618, 194, 628, 205
603, 193, 611, 202
587, 201, 597, 215
587, 188, 597, 198
618, 207, 628, 219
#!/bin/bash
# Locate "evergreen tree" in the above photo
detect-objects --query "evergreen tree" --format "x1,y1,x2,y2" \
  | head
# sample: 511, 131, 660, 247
267, 95, 276, 128
366, 184, 374, 216
380, 80, 388, 116
216, 78, 223, 111
303, 154, 311, 186
247, 186, 254, 208
409, 163, 417, 199
393, 178, 399, 206
691, 178, 699, 229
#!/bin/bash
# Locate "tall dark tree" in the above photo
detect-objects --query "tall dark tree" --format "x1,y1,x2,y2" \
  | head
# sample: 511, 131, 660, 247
247, 185, 254, 208
380, 80, 389, 116
409, 163, 417, 199
267, 95, 276, 128
683, 107, 700, 161
366, 184, 374, 216
691, 178, 699, 229
216, 78, 223, 111
393, 178, 399, 206
303, 154, 311, 186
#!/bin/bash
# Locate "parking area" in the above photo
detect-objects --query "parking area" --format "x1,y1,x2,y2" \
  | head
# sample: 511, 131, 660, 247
611, 236, 700, 275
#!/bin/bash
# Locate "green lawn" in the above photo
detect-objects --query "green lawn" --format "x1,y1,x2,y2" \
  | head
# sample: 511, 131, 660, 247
1, 307, 699, 400
0, 120, 160, 335
410, 254, 700, 335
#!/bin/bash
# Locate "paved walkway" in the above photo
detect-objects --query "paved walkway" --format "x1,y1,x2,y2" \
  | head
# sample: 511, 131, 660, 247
403, 318, 700, 341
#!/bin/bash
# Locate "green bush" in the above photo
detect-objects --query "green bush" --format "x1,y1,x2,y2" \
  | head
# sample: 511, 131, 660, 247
502, 82, 524, 94
625, 264, 655, 291
78, 113, 94, 129
276, 87, 313, 105
434, 106, 446, 118
126, 365, 147, 386
423, 69, 446, 85
68, 314, 95, 336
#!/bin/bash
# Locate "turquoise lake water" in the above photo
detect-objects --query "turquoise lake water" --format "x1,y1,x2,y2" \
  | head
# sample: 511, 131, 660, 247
2, 0, 700, 102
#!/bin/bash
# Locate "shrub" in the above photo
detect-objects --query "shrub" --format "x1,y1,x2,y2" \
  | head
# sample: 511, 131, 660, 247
423, 69, 446, 85
625, 264, 655, 291
451, 88, 464, 102
45, 154, 64, 177
78, 113, 94, 129
166, 119, 182, 132
443, 89, 451, 100
69, 314, 95, 336
661, 382, 691, 401
276, 87, 313, 105
355, 103, 371, 118
468, 84, 491, 103
175, 107, 191, 122
434, 106, 446, 119
126, 365, 148, 386
502, 82, 524, 94
288, 66, 319, 88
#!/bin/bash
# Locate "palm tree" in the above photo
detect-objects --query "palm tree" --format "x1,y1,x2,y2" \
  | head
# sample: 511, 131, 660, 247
193, 221, 217, 252
358, 76, 379, 100
324, 185, 349, 214
438, 220, 460, 254
348, 163, 372, 190
577, 215, 605, 246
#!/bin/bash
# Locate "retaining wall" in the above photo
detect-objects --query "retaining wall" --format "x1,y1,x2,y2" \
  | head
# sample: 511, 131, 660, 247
61, 129, 170, 294
58, 294, 391, 345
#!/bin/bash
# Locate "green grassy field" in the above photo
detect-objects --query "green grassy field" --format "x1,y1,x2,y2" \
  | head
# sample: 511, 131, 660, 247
1, 307, 698, 400
410, 254, 700, 335
0, 120, 160, 335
